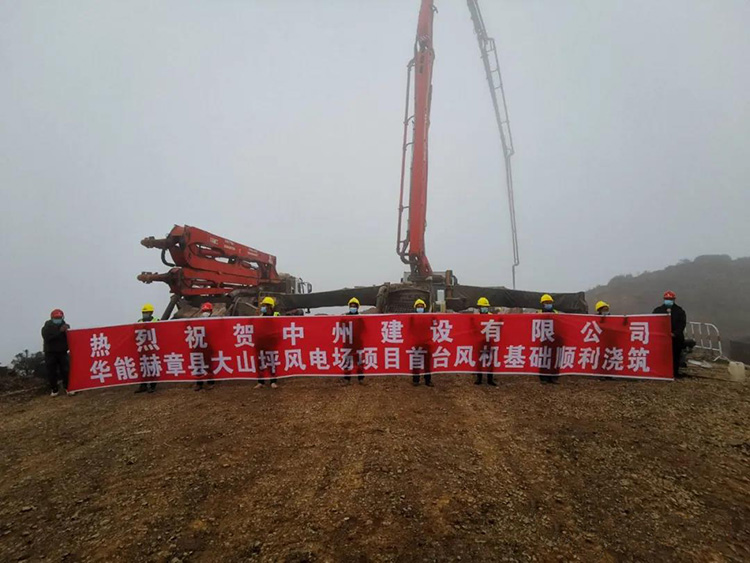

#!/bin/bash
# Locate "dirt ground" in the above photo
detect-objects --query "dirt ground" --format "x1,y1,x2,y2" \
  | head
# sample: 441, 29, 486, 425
1, 368, 748, 563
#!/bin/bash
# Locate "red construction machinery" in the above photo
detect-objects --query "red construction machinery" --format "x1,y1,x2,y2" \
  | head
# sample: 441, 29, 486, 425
137, 225, 310, 319
139, 1, 587, 317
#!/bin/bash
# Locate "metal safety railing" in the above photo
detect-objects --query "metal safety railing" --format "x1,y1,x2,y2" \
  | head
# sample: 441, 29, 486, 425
686, 322, 724, 360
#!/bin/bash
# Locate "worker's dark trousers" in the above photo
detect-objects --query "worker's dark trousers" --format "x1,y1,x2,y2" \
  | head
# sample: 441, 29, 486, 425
413, 372, 432, 384
539, 375, 560, 383
137, 382, 157, 392
258, 373, 277, 385
672, 336, 685, 377
343, 374, 364, 382
45, 352, 69, 393
474, 373, 494, 384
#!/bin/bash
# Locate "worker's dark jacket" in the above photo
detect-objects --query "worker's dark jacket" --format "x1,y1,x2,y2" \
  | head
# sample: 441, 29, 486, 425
652, 304, 687, 337
41, 321, 69, 354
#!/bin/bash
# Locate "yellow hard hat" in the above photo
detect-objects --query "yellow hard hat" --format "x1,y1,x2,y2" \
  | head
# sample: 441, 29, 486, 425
540, 294, 554, 304
477, 297, 490, 307
348, 297, 360, 307
261, 296, 276, 307
595, 300, 610, 312
414, 298, 426, 308
141, 303, 155, 313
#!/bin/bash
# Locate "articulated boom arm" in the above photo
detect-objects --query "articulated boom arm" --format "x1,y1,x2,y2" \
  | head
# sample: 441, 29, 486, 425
467, 0, 519, 287
138, 225, 281, 297
397, 0, 436, 280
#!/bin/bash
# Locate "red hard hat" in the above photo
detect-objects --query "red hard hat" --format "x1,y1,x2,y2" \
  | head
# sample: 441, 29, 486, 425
663, 291, 676, 300
51, 309, 64, 318
200, 302, 214, 312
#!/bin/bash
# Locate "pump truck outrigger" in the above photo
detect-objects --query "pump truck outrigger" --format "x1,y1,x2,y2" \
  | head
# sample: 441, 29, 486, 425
138, 1, 587, 317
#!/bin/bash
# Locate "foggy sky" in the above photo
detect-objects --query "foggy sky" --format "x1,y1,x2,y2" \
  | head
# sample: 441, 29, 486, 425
1, 0, 748, 363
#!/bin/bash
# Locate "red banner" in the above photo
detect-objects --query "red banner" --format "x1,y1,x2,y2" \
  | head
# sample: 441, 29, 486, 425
67, 314, 673, 391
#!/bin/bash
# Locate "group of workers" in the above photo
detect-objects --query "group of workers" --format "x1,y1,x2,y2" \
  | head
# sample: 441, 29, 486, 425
41, 291, 687, 396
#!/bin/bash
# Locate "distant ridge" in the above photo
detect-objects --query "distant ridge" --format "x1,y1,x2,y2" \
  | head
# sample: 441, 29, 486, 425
587, 255, 750, 355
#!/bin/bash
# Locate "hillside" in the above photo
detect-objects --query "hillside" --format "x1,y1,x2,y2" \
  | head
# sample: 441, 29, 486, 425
1, 375, 748, 562
587, 255, 750, 355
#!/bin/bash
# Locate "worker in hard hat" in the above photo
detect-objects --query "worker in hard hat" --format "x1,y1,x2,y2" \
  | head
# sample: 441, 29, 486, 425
255, 296, 279, 389
135, 303, 159, 394
343, 297, 365, 383
474, 297, 497, 386
414, 298, 427, 314
258, 296, 280, 317
653, 290, 687, 378
540, 294, 557, 314
195, 302, 216, 391
594, 301, 614, 380
140, 303, 156, 323
538, 294, 560, 384
42, 309, 73, 397
477, 296, 491, 315
348, 297, 360, 315
412, 299, 433, 386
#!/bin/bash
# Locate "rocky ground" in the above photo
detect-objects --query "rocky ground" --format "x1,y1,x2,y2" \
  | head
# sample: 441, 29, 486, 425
1, 368, 748, 562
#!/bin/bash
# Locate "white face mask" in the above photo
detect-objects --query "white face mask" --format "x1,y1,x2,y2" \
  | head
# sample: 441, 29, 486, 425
416, 307, 425, 313
201, 312, 211, 318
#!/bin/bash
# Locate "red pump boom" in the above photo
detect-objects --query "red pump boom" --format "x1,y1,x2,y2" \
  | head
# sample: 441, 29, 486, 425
398, 0, 519, 287
138, 225, 281, 297
397, 0, 436, 280
138, 225, 311, 318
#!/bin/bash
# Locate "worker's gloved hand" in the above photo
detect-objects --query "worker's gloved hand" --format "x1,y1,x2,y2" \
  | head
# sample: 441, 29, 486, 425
60, 324, 69, 332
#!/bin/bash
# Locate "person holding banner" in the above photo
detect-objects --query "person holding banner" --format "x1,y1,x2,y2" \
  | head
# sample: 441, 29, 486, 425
343, 297, 365, 384
412, 299, 433, 386
195, 303, 216, 391
540, 294, 557, 314
653, 291, 687, 378
42, 309, 73, 396
596, 301, 614, 381
259, 296, 280, 317
538, 294, 560, 384
135, 304, 158, 394
595, 301, 610, 316
474, 297, 496, 386
255, 296, 279, 388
